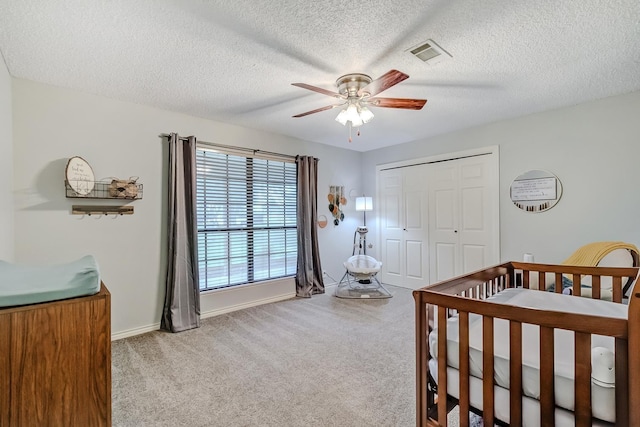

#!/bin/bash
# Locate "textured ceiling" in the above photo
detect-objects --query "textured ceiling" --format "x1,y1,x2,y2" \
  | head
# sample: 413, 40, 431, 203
1, 0, 639, 152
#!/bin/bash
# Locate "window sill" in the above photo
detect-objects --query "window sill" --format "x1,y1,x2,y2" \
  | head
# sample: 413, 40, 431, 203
199, 276, 296, 319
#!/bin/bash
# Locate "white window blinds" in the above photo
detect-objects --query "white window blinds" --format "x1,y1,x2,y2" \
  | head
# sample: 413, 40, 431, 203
196, 147, 297, 290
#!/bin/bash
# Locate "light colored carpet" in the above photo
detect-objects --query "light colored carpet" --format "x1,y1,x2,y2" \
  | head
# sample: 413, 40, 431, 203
111, 285, 461, 426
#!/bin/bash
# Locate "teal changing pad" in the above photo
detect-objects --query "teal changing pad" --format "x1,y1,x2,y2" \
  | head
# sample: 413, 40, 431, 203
0, 255, 100, 307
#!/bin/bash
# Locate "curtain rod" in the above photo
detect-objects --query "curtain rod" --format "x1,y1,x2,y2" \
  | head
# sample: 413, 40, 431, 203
160, 133, 297, 161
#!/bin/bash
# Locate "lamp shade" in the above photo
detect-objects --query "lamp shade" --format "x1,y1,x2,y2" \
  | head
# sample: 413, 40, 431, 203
359, 106, 374, 123
335, 109, 348, 125
355, 196, 373, 212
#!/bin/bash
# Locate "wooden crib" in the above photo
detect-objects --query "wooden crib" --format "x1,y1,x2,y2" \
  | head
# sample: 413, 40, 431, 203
413, 262, 640, 427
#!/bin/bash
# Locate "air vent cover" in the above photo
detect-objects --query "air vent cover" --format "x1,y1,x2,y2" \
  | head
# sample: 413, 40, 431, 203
407, 39, 451, 65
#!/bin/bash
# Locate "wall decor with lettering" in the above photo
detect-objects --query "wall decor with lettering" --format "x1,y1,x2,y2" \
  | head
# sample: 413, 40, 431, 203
65, 156, 96, 196
510, 169, 562, 213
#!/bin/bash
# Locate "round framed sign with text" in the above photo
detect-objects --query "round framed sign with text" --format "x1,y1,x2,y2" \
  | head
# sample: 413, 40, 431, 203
65, 156, 95, 196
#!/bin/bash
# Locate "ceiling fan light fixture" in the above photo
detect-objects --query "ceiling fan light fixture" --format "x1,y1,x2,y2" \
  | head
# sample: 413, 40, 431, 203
336, 102, 368, 127
335, 109, 349, 125
359, 106, 374, 123
345, 103, 362, 126
292, 69, 426, 142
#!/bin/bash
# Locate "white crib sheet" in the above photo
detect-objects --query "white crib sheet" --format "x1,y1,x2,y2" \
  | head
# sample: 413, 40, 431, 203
428, 361, 613, 426
429, 288, 627, 423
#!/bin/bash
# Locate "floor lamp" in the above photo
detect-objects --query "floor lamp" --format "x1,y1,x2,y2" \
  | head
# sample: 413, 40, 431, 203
355, 196, 373, 254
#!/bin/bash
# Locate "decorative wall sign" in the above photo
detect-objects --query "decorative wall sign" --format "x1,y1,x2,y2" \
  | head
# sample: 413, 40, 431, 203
510, 169, 562, 213
65, 156, 95, 196
328, 185, 345, 225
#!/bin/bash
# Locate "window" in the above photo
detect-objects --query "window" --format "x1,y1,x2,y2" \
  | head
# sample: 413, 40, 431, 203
196, 146, 297, 291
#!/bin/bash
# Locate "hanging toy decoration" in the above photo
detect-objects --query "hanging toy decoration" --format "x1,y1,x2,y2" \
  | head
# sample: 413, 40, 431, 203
328, 185, 346, 225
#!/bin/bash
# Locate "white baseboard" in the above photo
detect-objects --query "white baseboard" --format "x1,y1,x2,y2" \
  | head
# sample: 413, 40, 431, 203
200, 292, 295, 319
111, 292, 296, 341
112, 323, 161, 341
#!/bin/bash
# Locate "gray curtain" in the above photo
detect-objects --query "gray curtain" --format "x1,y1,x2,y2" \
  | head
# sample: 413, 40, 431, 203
295, 156, 325, 297
161, 133, 201, 332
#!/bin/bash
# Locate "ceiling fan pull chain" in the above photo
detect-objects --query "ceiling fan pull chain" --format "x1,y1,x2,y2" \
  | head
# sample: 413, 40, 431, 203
348, 123, 353, 143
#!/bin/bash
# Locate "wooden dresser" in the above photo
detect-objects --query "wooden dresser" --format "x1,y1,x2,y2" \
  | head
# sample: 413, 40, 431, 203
0, 283, 111, 426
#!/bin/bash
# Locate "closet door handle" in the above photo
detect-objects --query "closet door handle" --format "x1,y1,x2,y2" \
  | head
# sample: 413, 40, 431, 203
454, 230, 458, 233
403, 228, 407, 231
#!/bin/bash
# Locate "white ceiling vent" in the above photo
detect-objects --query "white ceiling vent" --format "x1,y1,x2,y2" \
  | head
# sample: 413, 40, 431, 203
407, 39, 452, 65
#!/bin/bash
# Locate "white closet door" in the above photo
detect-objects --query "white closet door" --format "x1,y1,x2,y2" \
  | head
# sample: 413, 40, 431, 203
402, 165, 430, 289
379, 169, 404, 286
429, 155, 496, 283
379, 166, 429, 289
458, 156, 495, 274
428, 162, 459, 282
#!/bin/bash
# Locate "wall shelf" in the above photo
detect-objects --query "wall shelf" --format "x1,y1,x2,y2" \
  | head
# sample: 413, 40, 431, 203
72, 205, 134, 216
65, 180, 143, 200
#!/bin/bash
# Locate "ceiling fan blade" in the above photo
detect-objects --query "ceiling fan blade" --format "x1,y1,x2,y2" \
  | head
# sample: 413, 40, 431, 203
368, 97, 427, 110
291, 83, 343, 98
292, 104, 339, 118
358, 69, 409, 97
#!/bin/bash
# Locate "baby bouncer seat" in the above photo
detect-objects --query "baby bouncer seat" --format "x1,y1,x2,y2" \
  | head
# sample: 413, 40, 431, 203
334, 225, 392, 299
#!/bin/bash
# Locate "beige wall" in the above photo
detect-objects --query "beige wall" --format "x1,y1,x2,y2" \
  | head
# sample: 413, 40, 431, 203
0, 55, 13, 261
362, 90, 640, 264
12, 79, 361, 337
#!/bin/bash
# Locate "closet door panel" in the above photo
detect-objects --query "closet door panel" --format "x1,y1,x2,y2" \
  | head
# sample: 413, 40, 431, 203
383, 193, 401, 229
384, 239, 402, 278
461, 187, 484, 231
434, 242, 456, 282
405, 192, 423, 229
405, 240, 427, 288
462, 244, 486, 274
434, 189, 456, 230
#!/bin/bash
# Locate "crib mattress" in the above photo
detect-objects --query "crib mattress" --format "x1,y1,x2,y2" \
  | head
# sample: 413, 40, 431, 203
0, 255, 101, 307
428, 362, 612, 427
429, 288, 627, 423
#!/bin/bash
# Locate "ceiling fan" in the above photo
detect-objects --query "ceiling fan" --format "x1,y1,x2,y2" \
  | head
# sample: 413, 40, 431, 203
291, 69, 427, 141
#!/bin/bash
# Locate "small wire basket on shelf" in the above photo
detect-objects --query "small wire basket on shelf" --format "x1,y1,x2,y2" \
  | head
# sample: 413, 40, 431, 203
65, 180, 143, 200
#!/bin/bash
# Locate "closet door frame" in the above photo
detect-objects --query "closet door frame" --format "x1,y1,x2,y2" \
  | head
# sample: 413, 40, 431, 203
375, 145, 500, 288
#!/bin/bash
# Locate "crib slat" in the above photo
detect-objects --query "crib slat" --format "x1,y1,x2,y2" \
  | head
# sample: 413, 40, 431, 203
538, 271, 546, 291
574, 332, 592, 426
482, 316, 495, 425
592, 275, 601, 300
615, 338, 629, 427
509, 320, 523, 426
415, 294, 429, 426
459, 312, 470, 427
554, 273, 563, 293
612, 276, 622, 303
523, 270, 530, 289
539, 326, 555, 426
572, 274, 581, 297
437, 306, 448, 425
628, 291, 640, 425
